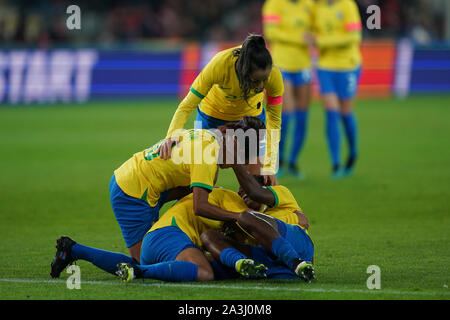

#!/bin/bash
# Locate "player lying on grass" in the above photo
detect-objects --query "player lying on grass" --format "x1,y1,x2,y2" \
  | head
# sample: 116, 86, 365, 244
117, 172, 315, 282
50, 117, 265, 278
115, 188, 269, 282
201, 168, 315, 282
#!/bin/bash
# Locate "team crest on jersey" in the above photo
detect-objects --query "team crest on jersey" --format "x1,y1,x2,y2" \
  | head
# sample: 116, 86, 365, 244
336, 11, 343, 20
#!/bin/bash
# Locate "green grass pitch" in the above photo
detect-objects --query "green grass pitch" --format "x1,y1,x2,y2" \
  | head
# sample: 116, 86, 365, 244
0, 95, 449, 300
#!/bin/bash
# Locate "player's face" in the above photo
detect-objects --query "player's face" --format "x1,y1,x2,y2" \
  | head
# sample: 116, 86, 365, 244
249, 67, 271, 93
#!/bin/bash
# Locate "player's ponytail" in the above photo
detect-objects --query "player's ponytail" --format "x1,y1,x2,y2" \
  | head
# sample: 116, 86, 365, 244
233, 34, 273, 101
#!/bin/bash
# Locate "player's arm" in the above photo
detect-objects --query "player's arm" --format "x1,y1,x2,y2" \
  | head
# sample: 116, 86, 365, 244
159, 57, 217, 159
315, 1, 362, 48
262, 0, 307, 46
231, 163, 276, 207
166, 186, 192, 202
192, 187, 240, 222
262, 68, 284, 180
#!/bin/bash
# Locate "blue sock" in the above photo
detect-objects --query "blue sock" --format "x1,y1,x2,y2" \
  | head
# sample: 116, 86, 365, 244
138, 260, 198, 282
219, 248, 247, 269
210, 260, 235, 280
341, 112, 358, 159
71, 243, 136, 275
271, 237, 300, 270
279, 112, 292, 165
289, 109, 309, 166
325, 110, 341, 168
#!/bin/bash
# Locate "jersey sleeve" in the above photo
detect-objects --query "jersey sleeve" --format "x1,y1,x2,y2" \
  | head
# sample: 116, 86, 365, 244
264, 185, 300, 209
165, 53, 221, 138
189, 133, 219, 192
262, 67, 284, 175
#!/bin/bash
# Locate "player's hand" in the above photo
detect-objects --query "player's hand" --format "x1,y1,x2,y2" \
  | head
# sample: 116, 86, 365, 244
264, 174, 278, 186
157, 137, 179, 160
295, 210, 310, 230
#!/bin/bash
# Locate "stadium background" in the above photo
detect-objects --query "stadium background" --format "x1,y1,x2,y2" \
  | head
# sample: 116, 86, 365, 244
0, 0, 449, 301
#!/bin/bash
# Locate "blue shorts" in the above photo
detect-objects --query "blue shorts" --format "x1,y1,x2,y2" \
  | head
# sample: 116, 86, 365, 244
280, 69, 312, 87
195, 107, 266, 157
140, 226, 198, 265
109, 174, 169, 248
195, 106, 266, 129
317, 67, 362, 99
248, 219, 314, 279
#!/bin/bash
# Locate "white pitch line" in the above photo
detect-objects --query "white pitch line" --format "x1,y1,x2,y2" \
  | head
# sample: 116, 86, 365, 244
1, 278, 448, 297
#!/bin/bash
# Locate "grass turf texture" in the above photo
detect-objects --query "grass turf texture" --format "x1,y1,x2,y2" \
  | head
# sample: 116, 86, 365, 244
0, 95, 449, 300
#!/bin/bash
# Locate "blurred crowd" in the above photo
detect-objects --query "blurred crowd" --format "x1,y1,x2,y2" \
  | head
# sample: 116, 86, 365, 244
0, 0, 447, 47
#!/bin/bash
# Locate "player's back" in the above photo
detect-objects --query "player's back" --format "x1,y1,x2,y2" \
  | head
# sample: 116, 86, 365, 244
114, 129, 220, 207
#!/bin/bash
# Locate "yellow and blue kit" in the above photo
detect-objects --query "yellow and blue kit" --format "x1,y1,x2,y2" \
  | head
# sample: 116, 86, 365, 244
313, 0, 362, 99
140, 188, 248, 265
263, 0, 314, 86
111, 129, 220, 248
165, 46, 284, 174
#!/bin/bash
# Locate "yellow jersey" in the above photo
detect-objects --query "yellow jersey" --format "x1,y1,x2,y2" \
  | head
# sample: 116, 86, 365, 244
149, 188, 248, 247
165, 46, 284, 174
262, 185, 303, 225
262, 0, 314, 72
114, 129, 219, 207
313, 0, 362, 70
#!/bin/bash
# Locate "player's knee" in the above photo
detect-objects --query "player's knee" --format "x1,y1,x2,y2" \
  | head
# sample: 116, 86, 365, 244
237, 211, 255, 231
200, 229, 217, 248
197, 264, 214, 281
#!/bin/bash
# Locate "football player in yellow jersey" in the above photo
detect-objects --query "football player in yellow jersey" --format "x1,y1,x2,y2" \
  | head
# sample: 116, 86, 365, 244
305, 0, 362, 178
157, 34, 284, 184
50, 117, 265, 279
116, 188, 268, 282
263, 0, 314, 179
201, 165, 315, 281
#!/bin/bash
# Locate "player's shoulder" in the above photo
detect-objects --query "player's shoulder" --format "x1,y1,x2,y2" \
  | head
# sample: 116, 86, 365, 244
210, 47, 238, 67
268, 184, 293, 195
340, 0, 359, 10
303, 0, 315, 7
264, 184, 294, 203
267, 65, 283, 84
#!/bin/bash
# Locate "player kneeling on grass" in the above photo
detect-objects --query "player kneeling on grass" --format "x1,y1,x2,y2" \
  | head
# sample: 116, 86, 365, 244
202, 162, 315, 282
50, 119, 266, 281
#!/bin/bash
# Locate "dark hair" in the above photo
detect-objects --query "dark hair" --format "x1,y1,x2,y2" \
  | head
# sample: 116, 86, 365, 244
217, 116, 266, 161
232, 34, 273, 101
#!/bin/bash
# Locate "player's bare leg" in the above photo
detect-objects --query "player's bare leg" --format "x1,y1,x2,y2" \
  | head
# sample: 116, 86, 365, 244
175, 247, 214, 281
128, 241, 142, 264
201, 229, 267, 278
237, 211, 315, 282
